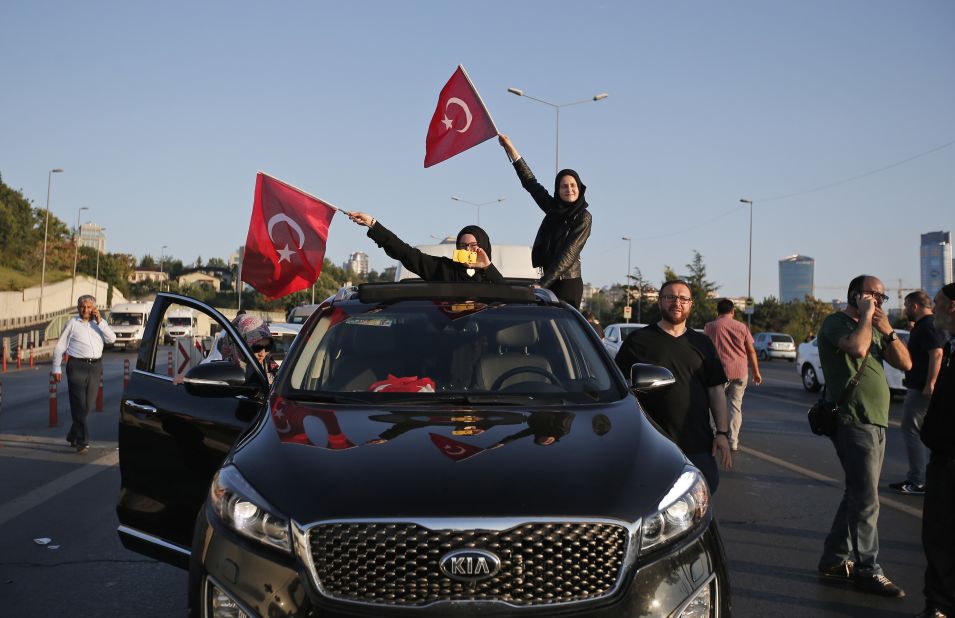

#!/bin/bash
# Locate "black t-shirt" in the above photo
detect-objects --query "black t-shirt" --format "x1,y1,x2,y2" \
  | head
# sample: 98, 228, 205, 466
921, 340, 955, 456
614, 323, 727, 454
904, 315, 947, 390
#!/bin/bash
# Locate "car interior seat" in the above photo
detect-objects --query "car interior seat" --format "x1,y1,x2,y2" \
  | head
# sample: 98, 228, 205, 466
476, 321, 553, 390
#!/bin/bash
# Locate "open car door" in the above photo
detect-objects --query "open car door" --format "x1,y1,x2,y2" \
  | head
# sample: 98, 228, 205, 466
116, 293, 269, 568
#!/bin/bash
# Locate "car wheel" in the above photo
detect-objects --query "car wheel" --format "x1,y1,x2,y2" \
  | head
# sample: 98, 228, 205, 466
802, 364, 821, 392
758, 350, 769, 361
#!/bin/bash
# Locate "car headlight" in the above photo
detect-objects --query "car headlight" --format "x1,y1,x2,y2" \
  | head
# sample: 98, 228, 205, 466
640, 468, 709, 553
209, 466, 291, 553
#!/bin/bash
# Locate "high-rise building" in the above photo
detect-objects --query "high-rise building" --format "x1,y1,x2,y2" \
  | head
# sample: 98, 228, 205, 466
344, 251, 370, 277
78, 223, 107, 253
779, 254, 814, 302
920, 231, 952, 297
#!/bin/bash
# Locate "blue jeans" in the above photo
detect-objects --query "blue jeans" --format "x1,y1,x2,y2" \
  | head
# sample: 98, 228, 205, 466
902, 389, 930, 485
820, 421, 886, 577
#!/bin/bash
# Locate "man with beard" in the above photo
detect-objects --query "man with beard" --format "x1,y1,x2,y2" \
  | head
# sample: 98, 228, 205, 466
888, 290, 946, 496
917, 282, 955, 618
614, 279, 732, 493
816, 275, 911, 598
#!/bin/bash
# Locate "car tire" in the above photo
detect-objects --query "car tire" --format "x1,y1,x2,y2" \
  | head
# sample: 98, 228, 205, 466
802, 364, 821, 392
758, 350, 769, 361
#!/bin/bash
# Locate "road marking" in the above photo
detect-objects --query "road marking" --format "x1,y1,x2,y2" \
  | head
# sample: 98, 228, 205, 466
738, 445, 923, 519
0, 450, 119, 527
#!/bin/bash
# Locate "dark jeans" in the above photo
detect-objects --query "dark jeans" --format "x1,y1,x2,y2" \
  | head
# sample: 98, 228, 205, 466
923, 455, 955, 614
548, 278, 583, 310
820, 421, 886, 577
66, 359, 102, 447
902, 389, 930, 485
687, 451, 719, 495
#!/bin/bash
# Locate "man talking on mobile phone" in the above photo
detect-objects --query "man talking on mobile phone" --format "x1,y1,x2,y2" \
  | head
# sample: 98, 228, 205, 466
52, 295, 116, 454
816, 275, 911, 597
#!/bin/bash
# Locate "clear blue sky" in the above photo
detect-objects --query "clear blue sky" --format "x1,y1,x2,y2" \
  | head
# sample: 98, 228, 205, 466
3, 1, 953, 305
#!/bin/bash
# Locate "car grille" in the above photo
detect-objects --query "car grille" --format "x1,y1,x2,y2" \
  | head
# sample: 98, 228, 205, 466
307, 521, 629, 607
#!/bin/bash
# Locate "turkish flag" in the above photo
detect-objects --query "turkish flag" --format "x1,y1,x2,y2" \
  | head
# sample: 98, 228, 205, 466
424, 65, 498, 168
429, 432, 485, 462
242, 172, 337, 299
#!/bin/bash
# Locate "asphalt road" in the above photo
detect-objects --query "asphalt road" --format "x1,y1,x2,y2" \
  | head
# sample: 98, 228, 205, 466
0, 356, 927, 616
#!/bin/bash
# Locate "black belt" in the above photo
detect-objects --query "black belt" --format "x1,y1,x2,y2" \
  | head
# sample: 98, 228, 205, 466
70, 357, 101, 363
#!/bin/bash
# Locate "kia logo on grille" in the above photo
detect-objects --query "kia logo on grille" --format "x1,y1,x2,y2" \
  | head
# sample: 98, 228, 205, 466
439, 549, 501, 582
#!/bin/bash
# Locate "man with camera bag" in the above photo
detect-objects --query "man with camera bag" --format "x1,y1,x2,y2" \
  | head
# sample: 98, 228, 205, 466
816, 275, 911, 597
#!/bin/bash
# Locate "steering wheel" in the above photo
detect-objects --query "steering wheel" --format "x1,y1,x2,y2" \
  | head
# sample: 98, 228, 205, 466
490, 366, 561, 391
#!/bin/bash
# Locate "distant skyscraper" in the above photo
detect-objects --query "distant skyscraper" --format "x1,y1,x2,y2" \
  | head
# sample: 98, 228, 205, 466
920, 231, 952, 297
779, 254, 814, 302
78, 223, 107, 253
344, 251, 369, 276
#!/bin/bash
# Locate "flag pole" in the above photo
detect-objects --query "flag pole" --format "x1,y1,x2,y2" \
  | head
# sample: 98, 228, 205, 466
257, 171, 344, 212
456, 66, 512, 163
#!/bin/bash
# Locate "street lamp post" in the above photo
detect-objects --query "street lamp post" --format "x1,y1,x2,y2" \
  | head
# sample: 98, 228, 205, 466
70, 206, 90, 303
94, 227, 105, 300
622, 237, 632, 323
740, 198, 754, 327
159, 245, 168, 292
38, 168, 64, 316
506, 88, 608, 176
450, 196, 506, 226
633, 266, 643, 323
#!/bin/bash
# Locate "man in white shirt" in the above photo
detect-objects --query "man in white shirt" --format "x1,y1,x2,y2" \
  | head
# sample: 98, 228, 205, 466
52, 295, 116, 453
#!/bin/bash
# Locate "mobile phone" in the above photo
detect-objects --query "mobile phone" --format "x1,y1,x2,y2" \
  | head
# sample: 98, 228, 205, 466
452, 249, 477, 264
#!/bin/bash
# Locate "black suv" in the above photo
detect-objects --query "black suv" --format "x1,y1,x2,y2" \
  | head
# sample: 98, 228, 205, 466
116, 283, 730, 617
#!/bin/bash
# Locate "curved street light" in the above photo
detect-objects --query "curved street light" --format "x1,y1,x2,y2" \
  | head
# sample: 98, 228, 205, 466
622, 237, 632, 323
507, 88, 608, 176
38, 168, 64, 315
450, 196, 506, 226
740, 198, 754, 327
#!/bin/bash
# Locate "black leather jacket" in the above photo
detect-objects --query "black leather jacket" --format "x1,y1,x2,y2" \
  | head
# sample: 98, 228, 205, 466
513, 159, 592, 286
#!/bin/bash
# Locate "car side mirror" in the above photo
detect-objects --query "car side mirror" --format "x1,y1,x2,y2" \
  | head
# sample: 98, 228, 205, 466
183, 362, 260, 397
630, 363, 675, 393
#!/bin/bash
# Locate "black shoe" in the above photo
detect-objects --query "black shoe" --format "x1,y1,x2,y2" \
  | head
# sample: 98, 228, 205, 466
853, 573, 905, 597
66, 434, 76, 447
889, 479, 926, 495
76, 444, 90, 455
818, 560, 854, 580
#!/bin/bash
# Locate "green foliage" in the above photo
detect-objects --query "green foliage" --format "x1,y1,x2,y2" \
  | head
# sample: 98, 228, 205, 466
751, 295, 836, 342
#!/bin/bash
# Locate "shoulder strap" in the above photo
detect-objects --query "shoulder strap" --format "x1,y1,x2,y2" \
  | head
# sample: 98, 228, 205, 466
837, 348, 871, 406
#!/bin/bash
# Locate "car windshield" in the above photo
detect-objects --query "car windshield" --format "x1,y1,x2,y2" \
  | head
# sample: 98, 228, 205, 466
111, 312, 143, 326
167, 317, 191, 326
283, 301, 625, 404
271, 333, 296, 354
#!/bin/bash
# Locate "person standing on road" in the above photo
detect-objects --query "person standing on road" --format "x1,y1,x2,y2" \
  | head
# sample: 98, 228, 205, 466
888, 290, 946, 496
704, 299, 762, 452
51, 295, 116, 454
498, 134, 592, 309
816, 275, 911, 598
614, 280, 732, 493
346, 212, 504, 283
917, 282, 955, 618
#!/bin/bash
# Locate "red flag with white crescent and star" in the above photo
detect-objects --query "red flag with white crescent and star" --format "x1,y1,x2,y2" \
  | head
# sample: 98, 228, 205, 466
429, 432, 485, 462
241, 172, 337, 299
424, 65, 498, 168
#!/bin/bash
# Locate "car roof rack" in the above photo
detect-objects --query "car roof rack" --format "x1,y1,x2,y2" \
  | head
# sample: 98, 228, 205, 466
354, 281, 556, 304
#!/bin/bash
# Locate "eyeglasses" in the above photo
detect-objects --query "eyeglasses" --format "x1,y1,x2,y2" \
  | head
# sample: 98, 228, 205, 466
861, 290, 890, 304
661, 294, 693, 304
251, 343, 272, 353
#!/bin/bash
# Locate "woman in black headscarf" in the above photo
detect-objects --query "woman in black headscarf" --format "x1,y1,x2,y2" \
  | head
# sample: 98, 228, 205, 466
346, 212, 503, 282
498, 134, 592, 309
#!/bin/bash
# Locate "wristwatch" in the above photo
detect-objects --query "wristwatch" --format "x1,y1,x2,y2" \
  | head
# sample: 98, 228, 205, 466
884, 331, 898, 343
714, 430, 730, 439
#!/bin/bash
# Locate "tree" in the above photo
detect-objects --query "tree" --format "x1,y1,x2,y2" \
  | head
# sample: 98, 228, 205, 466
683, 251, 719, 328
140, 255, 156, 269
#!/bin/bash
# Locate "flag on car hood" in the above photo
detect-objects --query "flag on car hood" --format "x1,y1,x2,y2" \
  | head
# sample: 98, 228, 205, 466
424, 65, 498, 168
241, 172, 337, 299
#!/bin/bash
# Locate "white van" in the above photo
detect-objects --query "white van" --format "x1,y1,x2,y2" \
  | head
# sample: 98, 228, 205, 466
286, 304, 321, 324
395, 244, 539, 283
109, 301, 155, 351
163, 307, 214, 344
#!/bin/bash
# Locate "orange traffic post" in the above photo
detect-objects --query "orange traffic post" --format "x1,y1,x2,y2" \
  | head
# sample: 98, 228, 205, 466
167, 350, 173, 377
48, 372, 58, 427
95, 371, 104, 412
29, 345, 34, 369
123, 358, 130, 390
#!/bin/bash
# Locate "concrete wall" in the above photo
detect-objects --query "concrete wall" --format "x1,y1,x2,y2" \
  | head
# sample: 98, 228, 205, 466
0, 276, 128, 322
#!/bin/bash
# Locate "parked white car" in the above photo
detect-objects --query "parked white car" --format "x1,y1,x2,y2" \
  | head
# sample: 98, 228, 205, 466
753, 332, 797, 361
796, 330, 908, 398
602, 322, 647, 358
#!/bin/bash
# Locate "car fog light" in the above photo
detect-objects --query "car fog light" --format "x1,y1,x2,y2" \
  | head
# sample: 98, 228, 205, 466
209, 582, 250, 618
678, 581, 711, 617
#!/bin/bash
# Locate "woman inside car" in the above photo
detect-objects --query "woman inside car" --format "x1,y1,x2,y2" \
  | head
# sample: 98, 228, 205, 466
346, 211, 503, 283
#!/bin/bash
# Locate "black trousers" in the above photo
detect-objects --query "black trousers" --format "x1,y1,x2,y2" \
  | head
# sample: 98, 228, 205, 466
548, 277, 583, 310
923, 454, 955, 614
66, 359, 102, 447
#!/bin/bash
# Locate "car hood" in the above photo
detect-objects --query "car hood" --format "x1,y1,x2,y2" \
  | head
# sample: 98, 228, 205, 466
231, 396, 687, 526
